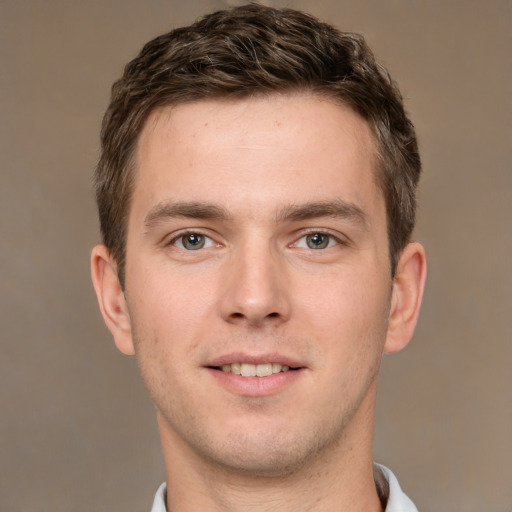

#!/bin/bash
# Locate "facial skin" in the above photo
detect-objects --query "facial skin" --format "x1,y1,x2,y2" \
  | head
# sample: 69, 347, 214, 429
92, 94, 426, 511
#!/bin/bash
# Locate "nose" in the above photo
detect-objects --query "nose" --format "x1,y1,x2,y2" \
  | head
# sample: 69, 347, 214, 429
219, 241, 291, 327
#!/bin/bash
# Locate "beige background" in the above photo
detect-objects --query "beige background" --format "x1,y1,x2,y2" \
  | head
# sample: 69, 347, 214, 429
1, 0, 511, 511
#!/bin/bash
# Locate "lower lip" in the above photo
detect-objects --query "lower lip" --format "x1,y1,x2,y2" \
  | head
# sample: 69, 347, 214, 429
206, 368, 304, 397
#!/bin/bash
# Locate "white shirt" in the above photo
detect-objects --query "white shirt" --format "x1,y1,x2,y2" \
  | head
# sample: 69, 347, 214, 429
150, 463, 418, 512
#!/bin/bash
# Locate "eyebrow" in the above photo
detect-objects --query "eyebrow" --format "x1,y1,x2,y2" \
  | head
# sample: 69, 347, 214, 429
144, 198, 369, 230
276, 200, 369, 228
144, 201, 232, 229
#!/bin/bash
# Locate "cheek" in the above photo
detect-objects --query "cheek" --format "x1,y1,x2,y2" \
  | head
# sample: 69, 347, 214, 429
300, 266, 390, 324
296, 268, 391, 363
129, 304, 194, 419
126, 267, 219, 369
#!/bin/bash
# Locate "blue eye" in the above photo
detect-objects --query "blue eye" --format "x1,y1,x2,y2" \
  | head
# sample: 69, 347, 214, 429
306, 233, 329, 249
294, 232, 339, 250
173, 233, 214, 250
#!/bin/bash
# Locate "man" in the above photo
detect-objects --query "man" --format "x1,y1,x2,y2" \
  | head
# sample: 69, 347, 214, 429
91, 4, 426, 511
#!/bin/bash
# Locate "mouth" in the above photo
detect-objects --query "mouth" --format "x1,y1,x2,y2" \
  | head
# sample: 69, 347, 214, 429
205, 354, 305, 395
212, 362, 296, 377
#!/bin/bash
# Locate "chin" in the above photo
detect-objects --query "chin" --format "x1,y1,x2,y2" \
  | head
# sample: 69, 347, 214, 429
198, 424, 339, 478
209, 446, 311, 478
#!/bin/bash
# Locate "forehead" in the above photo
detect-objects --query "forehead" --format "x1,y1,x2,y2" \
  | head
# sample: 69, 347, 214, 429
132, 94, 381, 215
139, 93, 375, 156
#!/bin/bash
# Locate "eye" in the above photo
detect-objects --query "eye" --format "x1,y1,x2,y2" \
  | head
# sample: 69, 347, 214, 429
172, 232, 215, 250
294, 232, 339, 250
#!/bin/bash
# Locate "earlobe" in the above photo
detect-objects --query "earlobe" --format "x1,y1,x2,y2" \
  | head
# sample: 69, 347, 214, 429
384, 242, 427, 354
90, 245, 135, 356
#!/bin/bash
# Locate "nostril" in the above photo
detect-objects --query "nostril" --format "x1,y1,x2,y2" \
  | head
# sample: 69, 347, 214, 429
268, 312, 279, 318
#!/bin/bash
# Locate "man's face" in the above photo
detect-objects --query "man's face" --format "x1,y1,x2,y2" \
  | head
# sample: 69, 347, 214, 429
122, 94, 394, 475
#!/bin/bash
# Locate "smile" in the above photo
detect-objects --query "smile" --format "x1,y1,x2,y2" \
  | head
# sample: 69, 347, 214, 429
207, 357, 304, 396
220, 362, 291, 377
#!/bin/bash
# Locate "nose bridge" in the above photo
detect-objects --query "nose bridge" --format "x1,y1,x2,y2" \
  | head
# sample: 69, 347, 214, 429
220, 234, 290, 325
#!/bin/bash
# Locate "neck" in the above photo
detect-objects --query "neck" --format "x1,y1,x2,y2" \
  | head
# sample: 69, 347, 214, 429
158, 389, 383, 512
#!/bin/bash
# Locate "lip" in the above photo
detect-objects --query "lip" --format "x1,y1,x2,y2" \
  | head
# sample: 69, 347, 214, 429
204, 352, 307, 397
206, 352, 304, 369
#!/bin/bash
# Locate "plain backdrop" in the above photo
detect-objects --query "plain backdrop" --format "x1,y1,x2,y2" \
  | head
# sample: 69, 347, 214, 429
1, 1, 511, 511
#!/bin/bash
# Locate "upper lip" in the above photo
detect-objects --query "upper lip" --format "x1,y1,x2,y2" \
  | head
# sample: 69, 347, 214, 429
206, 352, 305, 369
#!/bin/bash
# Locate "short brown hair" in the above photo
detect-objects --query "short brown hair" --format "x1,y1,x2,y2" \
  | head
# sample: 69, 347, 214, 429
95, 3, 421, 286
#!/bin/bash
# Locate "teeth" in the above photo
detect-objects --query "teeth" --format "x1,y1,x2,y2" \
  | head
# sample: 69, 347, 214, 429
256, 363, 272, 377
220, 363, 293, 377
240, 363, 256, 377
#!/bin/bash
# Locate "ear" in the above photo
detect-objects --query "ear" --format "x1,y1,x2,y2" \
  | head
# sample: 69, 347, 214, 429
90, 244, 135, 356
384, 242, 427, 354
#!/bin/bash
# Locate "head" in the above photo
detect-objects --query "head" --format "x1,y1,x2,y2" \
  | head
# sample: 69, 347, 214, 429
94, 3, 420, 288
91, 4, 427, 489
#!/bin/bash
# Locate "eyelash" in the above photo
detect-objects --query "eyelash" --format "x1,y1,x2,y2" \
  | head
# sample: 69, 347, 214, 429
291, 230, 344, 250
167, 229, 344, 252
168, 230, 217, 250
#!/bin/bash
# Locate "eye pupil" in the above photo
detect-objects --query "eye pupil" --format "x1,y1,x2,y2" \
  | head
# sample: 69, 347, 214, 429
183, 233, 205, 250
307, 233, 329, 249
